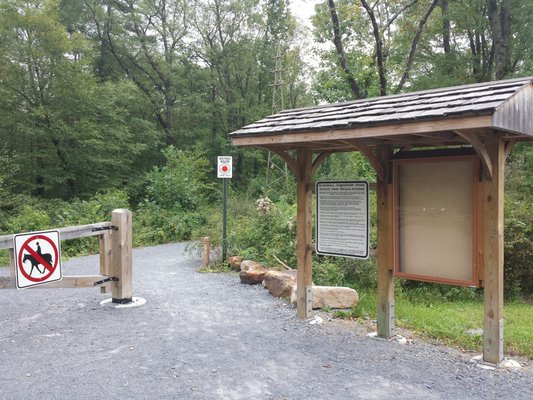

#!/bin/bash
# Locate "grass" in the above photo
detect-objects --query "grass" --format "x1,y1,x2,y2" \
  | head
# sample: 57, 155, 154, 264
334, 288, 533, 359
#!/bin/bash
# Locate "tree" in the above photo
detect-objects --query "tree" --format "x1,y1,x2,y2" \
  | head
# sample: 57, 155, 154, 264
83, 0, 197, 145
315, 0, 439, 98
312, 0, 533, 100
0, 0, 160, 199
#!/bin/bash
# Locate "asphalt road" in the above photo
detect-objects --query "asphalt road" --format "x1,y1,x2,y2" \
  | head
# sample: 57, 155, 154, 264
1, 243, 531, 399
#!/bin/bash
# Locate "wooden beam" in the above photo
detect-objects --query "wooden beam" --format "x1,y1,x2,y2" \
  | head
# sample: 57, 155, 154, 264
99, 232, 112, 294
482, 135, 505, 364
0, 221, 114, 250
454, 130, 494, 179
261, 146, 298, 176
311, 151, 332, 174
339, 140, 385, 181
0, 275, 112, 290
231, 115, 493, 147
295, 149, 313, 319
504, 141, 515, 159
9, 249, 15, 277
376, 146, 395, 338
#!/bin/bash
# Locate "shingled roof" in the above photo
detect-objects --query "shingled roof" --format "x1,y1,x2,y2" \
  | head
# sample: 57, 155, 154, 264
230, 77, 533, 150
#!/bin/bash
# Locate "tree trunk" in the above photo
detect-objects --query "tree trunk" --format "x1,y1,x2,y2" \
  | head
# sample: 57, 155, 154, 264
328, 0, 365, 99
360, 0, 387, 96
487, 0, 512, 79
396, 0, 439, 93
441, 0, 451, 55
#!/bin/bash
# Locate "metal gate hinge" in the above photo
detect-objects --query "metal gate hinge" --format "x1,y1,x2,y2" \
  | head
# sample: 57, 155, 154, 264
91, 225, 118, 233
93, 276, 119, 286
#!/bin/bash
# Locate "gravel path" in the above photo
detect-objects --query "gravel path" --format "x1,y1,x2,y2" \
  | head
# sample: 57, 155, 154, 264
1, 243, 531, 399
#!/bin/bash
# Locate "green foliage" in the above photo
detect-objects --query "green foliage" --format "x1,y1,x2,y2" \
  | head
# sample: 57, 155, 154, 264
504, 143, 533, 298
144, 147, 216, 212
504, 198, 533, 298
4, 203, 52, 234
333, 288, 533, 359
194, 194, 297, 268
133, 148, 215, 246
313, 258, 345, 286
229, 198, 297, 267
0, 190, 130, 264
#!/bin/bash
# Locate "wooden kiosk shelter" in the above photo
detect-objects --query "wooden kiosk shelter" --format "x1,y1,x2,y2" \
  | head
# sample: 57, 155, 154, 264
230, 77, 533, 364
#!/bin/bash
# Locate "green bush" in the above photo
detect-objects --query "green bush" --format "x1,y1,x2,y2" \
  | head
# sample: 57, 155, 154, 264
313, 257, 345, 286
504, 194, 533, 298
504, 143, 533, 298
132, 147, 215, 247
193, 195, 297, 267
143, 147, 215, 212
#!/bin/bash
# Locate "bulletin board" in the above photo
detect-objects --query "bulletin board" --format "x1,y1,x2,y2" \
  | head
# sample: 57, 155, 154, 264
393, 153, 481, 287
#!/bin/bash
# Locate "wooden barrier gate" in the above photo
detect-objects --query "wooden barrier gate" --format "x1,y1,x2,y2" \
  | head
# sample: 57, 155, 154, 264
0, 209, 132, 304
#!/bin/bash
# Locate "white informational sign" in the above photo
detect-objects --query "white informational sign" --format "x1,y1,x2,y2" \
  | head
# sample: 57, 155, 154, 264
316, 181, 369, 259
217, 156, 233, 178
13, 230, 62, 289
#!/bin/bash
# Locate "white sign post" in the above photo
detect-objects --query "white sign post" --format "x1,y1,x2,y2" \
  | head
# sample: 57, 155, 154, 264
316, 181, 369, 259
13, 230, 63, 289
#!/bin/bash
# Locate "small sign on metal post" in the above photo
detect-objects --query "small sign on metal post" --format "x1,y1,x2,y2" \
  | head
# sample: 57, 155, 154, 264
13, 230, 62, 289
217, 156, 232, 263
217, 156, 233, 178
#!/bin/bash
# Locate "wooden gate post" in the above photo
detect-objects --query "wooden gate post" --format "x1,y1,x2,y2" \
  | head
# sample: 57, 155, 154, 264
295, 148, 313, 319
376, 146, 394, 338
482, 136, 505, 364
99, 231, 112, 294
111, 209, 133, 304
203, 237, 210, 267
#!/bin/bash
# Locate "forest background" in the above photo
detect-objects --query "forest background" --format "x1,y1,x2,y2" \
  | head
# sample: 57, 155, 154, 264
0, 0, 531, 306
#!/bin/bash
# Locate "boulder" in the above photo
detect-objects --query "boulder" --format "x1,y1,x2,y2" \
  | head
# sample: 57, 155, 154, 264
240, 259, 262, 272
262, 270, 297, 299
227, 256, 243, 271
239, 261, 268, 285
290, 286, 358, 309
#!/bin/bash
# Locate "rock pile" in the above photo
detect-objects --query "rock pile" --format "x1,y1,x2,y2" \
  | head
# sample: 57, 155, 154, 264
232, 257, 358, 310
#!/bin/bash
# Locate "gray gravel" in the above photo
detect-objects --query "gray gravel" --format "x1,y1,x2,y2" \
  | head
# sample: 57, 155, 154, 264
1, 243, 531, 399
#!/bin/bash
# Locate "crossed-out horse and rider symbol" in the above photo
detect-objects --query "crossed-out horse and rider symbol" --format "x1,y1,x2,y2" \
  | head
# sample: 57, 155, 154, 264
15, 232, 62, 288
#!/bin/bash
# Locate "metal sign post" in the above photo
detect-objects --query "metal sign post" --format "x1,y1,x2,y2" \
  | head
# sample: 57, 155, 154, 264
217, 156, 232, 263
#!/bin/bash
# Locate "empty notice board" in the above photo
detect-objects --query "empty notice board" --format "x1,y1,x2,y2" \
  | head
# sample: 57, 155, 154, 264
316, 181, 369, 259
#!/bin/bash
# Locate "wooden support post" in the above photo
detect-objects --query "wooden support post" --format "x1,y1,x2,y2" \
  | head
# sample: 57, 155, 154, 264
111, 209, 133, 304
9, 249, 15, 277
296, 148, 313, 319
376, 146, 394, 338
203, 237, 210, 267
482, 136, 505, 364
99, 232, 112, 294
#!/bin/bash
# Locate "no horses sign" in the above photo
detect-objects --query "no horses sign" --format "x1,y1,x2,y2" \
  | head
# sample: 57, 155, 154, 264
13, 230, 62, 289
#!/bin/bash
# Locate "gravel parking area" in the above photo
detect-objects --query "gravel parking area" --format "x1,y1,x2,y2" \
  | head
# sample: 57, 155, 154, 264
1, 243, 531, 399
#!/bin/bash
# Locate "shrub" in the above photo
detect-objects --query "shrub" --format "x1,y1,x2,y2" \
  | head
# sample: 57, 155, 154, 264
313, 258, 345, 286
143, 147, 215, 212
504, 194, 533, 298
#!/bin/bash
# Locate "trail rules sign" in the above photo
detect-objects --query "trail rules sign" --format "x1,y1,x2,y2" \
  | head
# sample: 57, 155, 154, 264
13, 230, 62, 289
316, 181, 369, 259
217, 156, 232, 178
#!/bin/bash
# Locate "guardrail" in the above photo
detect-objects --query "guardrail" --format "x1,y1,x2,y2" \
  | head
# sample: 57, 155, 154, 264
0, 209, 132, 304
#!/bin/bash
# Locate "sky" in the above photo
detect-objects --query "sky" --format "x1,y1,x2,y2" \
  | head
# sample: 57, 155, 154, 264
290, 0, 321, 27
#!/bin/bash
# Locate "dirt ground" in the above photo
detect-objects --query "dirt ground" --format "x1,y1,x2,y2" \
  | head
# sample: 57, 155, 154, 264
1, 243, 531, 399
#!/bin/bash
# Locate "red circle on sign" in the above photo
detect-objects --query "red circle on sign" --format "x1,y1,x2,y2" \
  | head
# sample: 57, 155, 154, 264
18, 235, 59, 283
221, 165, 229, 173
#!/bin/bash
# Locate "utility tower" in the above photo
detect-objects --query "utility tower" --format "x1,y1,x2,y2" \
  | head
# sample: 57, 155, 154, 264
265, 42, 289, 197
